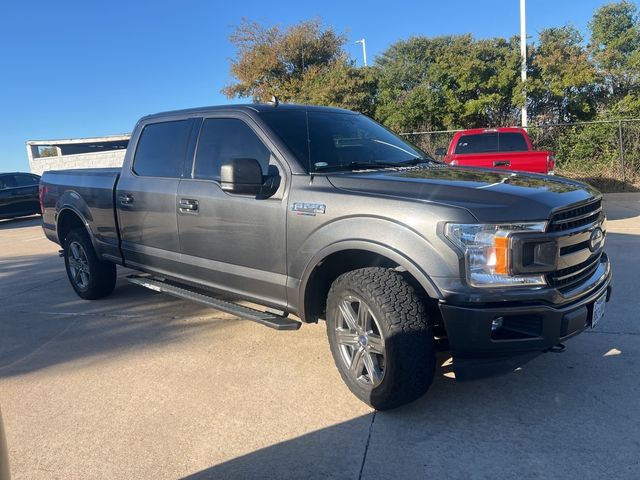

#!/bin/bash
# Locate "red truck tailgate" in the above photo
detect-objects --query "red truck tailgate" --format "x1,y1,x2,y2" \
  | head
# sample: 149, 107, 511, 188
450, 151, 550, 174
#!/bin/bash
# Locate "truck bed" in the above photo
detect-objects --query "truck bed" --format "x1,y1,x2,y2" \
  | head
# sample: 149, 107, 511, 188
40, 168, 122, 262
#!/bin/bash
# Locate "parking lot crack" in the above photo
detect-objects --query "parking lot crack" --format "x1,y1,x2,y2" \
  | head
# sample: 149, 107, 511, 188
0, 275, 66, 302
0, 316, 81, 374
357, 411, 376, 480
586, 330, 640, 336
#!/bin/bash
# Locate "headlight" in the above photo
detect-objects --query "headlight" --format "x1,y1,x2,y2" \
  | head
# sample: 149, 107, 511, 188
444, 222, 547, 287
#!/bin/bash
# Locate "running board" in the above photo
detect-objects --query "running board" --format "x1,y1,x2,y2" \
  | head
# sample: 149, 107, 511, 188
127, 275, 301, 331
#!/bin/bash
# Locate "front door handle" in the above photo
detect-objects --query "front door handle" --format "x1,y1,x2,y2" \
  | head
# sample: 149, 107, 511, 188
119, 194, 134, 205
493, 160, 511, 167
179, 199, 199, 212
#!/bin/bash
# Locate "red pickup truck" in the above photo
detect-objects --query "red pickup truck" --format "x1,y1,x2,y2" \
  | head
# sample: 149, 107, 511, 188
436, 127, 555, 175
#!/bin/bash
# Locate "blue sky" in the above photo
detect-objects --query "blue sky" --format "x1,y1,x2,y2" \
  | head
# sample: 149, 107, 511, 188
0, 0, 634, 171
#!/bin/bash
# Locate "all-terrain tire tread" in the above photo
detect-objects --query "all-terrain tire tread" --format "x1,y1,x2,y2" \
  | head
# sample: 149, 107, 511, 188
327, 267, 435, 410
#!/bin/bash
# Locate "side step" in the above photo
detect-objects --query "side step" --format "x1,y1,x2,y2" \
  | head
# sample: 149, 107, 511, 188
127, 275, 301, 331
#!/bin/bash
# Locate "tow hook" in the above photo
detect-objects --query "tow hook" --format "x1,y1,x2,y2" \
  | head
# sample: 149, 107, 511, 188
58, 249, 64, 258
548, 343, 566, 353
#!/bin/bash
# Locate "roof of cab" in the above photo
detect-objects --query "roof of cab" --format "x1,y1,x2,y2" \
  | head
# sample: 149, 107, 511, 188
140, 103, 358, 121
456, 127, 527, 136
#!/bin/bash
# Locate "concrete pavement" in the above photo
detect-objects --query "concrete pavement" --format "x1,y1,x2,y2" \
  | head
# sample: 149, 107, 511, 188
0, 193, 638, 479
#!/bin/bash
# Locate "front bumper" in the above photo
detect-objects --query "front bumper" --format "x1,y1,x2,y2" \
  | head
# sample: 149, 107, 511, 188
438, 258, 612, 381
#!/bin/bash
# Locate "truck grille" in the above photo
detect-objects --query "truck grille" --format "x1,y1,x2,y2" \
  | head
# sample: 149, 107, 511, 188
545, 198, 605, 292
548, 199, 602, 232
547, 253, 602, 290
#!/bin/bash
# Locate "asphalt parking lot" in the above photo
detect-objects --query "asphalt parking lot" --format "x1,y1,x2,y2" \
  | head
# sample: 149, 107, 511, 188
1, 193, 639, 480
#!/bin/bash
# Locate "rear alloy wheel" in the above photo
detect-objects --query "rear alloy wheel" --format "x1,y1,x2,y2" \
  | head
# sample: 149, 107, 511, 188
326, 267, 436, 410
68, 240, 90, 291
63, 228, 117, 300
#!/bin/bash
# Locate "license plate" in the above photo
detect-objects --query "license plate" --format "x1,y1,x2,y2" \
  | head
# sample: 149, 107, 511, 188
591, 293, 606, 328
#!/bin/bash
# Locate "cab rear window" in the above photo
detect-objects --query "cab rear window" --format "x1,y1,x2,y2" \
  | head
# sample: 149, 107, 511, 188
455, 132, 528, 154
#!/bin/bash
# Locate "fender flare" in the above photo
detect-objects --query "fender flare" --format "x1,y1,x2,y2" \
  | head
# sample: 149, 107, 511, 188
55, 202, 98, 253
297, 239, 443, 318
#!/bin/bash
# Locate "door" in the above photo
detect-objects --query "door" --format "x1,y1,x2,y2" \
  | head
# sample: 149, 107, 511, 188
0, 175, 17, 217
176, 116, 288, 307
12, 174, 40, 214
116, 118, 196, 275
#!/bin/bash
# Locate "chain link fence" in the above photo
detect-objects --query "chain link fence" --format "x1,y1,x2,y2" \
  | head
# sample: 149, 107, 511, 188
401, 119, 640, 192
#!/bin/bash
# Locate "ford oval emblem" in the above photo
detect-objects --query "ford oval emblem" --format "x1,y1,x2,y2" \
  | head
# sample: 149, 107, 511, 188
589, 227, 604, 252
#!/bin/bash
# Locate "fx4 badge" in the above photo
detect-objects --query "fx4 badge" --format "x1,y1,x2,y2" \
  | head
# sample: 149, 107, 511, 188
292, 203, 326, 216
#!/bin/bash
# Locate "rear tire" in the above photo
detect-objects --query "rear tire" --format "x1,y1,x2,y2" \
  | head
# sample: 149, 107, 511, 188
326, 267, 436, 410
63, 228, 116, 300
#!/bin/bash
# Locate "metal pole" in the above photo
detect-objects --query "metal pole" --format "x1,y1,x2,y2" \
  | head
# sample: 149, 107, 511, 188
356, 39, 367, 67
520, 0, 528, 128
618, 119, 626, 185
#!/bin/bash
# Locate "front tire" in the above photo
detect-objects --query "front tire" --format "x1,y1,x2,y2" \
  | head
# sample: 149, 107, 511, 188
326, 267, 436, 410
63, 228, 116, 300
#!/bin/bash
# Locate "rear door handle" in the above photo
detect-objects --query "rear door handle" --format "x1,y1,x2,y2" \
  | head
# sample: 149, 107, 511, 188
119, 194, 134, 205
493, 160, 511, 167
179, 199, 199, 212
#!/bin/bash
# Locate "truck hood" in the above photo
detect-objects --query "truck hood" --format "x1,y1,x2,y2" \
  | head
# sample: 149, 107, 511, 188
326, 165, 600, 222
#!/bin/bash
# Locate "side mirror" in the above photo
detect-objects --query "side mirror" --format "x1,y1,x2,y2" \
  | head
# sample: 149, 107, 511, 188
220, 158, 264, 194
434, 147, 447, 156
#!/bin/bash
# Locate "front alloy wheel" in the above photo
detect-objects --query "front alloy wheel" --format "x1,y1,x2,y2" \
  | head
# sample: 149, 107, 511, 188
326, 267, 436, 410
335, 295, 386, 388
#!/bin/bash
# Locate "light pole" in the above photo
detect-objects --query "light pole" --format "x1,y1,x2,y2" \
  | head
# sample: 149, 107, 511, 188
520, 0, 528, 128
355, 38, 367, 67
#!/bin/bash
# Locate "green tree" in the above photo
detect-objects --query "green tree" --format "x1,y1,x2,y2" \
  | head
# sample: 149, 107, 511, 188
375, 35, 521, 132
295, 63, 378, 117
589, 1, 640, 112
38, 146, 58, 157
223, 18, 376, 111
529, 26, 598, 124
374, 36, 452, 132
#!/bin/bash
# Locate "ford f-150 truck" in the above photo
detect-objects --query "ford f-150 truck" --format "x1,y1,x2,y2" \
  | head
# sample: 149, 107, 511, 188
40, 104, 612, 410
436, 127, 555, 174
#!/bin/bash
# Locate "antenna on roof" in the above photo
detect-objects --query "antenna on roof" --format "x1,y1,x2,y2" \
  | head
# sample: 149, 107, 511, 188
269, 95, 279, 107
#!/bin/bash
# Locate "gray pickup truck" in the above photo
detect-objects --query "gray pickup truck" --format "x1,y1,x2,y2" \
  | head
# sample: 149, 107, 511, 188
41, 104, 612, 410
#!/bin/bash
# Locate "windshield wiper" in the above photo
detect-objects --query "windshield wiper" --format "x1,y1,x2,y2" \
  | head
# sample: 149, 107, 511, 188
394, 157, 437, 166
314, 162, 395, 172
313, 157, 438, 173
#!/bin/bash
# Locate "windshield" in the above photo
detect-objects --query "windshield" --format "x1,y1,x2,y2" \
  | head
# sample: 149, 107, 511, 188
260, 109, 431, 173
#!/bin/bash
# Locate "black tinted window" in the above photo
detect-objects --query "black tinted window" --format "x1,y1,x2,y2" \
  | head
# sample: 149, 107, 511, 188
133, 120, 193, 177
0, 175, 16, 189
455, 132, 529, 154
13, 174, 39, 187
194, 118, 270, 180
499, 132, 528, 151
455, 133, 498, 154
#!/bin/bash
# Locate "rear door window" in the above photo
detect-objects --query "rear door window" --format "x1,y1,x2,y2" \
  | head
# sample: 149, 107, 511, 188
193, 118, 271, 180
0, 175, 16, 189
133, 120, 193, 177
13, 174, 39, 187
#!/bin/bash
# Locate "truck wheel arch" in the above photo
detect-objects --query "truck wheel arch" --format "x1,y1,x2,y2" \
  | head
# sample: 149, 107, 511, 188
56, 207, 94, 249
299, 241, 442, 324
